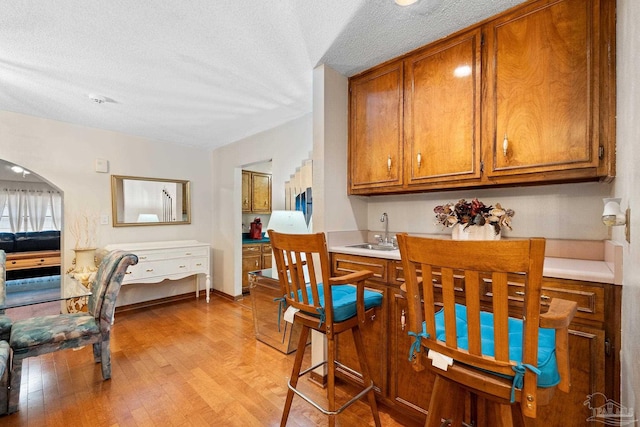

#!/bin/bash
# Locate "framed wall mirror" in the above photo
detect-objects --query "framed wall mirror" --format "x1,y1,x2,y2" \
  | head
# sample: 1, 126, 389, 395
111, 175, 191, 227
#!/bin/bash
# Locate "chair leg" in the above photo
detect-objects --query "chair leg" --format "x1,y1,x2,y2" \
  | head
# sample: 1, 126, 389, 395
425, 376, 466, 427
281, 325, 310, 427
100, 338, 112, 380
351, 324, 381, 427
327, 335, 337, 427
0, 347, 9, 415
8, 356, 23, 414
93, 341, 102, 363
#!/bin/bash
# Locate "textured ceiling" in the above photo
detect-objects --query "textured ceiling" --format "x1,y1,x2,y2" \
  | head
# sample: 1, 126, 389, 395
1, 0, 526, 150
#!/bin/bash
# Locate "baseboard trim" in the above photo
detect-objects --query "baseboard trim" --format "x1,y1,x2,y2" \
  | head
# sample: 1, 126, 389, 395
114, 289, 244, 314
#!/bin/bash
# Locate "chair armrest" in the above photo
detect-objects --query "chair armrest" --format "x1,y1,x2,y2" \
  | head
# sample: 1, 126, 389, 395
539, 298, 578, 393
328, 270, 373, 286
330, 270, 374, 325
539, 298, 578, 329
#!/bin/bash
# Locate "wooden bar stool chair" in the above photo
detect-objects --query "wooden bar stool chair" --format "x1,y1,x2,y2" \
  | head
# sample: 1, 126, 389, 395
268, 230, 382, 427
397, 234, 577, 427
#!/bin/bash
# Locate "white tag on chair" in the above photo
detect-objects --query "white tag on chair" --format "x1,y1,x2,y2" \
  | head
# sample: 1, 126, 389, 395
427, 349, 454, 371
283, 306, 300, 323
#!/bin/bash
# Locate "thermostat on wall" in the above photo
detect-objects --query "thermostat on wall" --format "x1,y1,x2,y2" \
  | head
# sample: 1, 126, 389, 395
95, 158, 109, 173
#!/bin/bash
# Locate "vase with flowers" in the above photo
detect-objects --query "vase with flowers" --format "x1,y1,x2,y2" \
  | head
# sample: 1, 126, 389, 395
434, 198, 515, 240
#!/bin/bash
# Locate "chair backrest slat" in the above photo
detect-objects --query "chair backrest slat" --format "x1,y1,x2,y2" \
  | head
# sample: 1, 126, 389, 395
464, 270, 482, 356
441, 267, 458, 348
421, 263, 436, 339
492, 271, 511, 362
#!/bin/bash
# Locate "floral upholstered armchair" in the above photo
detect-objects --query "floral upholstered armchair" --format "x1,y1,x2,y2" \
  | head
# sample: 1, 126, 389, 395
8, 249, 137, 413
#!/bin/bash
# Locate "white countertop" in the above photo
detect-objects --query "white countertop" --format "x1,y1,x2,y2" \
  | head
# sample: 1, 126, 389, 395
329, 245, 617, 285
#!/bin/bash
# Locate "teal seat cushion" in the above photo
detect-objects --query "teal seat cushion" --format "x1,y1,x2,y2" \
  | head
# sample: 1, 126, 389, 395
424, 303, 559, 388
297, 284, 383, 323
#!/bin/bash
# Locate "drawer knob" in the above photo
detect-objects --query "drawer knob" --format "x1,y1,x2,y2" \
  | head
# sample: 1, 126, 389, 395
179, 265, 187, 268
146, 268, 154, 272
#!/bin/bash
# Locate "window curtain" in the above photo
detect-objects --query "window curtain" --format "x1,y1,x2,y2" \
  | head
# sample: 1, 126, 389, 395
49, 191, 62, 231
26, 189, 48, 232
1, 187, 61, 232
6, 189, 26, 233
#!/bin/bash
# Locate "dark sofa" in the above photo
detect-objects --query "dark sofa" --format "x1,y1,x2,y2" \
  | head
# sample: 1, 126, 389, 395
0, 231, 61, 280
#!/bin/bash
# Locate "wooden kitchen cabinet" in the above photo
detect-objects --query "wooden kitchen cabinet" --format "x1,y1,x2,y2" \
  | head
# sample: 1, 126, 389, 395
330, 251, 620, 426
347, 0, 615, 195
242, 242, 272, 293
482, 0, 615, 184
242, 170, 271, 213
331, 253, 390, 394
404, 28, 482, 187
348, 61, 404, 194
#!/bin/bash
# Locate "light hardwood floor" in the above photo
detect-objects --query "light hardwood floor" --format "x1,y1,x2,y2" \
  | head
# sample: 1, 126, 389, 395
0, 295, 421, 426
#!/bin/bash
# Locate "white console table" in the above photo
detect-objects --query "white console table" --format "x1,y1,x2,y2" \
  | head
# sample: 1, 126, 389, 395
103, 240, 211, 302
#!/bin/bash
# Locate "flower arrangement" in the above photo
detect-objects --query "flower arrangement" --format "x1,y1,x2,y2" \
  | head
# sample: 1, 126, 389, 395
434, 198, 515, 235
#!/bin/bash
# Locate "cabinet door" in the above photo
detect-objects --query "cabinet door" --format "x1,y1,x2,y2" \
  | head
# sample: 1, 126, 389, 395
389, 292, 433, 420
537, 325, 606, 426
335, 281, 387, 395
349, 61, 404, 194
242, 171, 251, 212
242, 245, 262, 291
251, 172, 271, 213
404, 29, 482, 187
483, 0, 604, 179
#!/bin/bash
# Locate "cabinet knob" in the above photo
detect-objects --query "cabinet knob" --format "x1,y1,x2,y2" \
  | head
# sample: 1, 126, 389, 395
387, 155, 392, 172
417, 152, 422, 169
503, 133, 509, 156
401, 309, 406, 331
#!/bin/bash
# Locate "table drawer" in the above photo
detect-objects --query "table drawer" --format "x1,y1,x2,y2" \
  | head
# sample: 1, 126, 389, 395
190, 257, 208, 273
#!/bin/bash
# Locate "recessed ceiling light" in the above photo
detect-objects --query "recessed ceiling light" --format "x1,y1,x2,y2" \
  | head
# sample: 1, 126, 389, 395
395, 0, 418, 5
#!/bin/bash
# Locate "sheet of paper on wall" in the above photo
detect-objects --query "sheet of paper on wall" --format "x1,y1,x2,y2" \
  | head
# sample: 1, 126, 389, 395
428, 349, 454, 371
283, 306, 300, 324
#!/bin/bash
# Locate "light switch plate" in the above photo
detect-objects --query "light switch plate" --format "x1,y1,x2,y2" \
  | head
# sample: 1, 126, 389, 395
95, 158, 109, 173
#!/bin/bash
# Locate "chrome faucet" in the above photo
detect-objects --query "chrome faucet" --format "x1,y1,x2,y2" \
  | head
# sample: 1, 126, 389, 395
380, 212, 391, 246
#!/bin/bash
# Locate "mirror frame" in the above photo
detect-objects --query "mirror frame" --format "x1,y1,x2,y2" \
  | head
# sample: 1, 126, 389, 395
111, 175, 191, 227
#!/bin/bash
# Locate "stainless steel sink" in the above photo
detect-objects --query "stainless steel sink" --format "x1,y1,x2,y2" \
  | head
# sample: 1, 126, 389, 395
347, 243, 398, 251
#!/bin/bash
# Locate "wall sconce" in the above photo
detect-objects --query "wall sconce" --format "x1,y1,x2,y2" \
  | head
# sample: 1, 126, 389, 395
602, 198, 626, 226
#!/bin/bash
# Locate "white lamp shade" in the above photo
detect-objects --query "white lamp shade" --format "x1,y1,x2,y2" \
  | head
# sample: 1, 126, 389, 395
266, 210, 308, 234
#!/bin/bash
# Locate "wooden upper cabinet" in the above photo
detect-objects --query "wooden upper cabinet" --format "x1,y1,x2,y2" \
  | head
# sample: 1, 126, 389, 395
242, 171, 251, 212
347, 0, 615, 195
483, 0, 614, 181
242, 171, 271, 213
348, 61, 404, 194
404, 29, 482, 186
251, 172, 271, 213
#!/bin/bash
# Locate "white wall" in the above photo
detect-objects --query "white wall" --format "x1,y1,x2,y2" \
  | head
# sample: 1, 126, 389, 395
364, 182, 612, 240
616, 0, 640, 415
0, 110, 213, 306
211, 114, 312, 297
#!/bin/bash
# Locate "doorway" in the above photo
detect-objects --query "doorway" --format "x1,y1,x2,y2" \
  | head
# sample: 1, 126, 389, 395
0, 159, 63, 308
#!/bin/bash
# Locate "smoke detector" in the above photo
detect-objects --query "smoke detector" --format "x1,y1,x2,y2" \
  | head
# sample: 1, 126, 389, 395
88, 94, 107, 104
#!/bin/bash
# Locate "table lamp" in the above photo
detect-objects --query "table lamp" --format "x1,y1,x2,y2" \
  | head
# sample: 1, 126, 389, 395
266, 210, 309, 279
